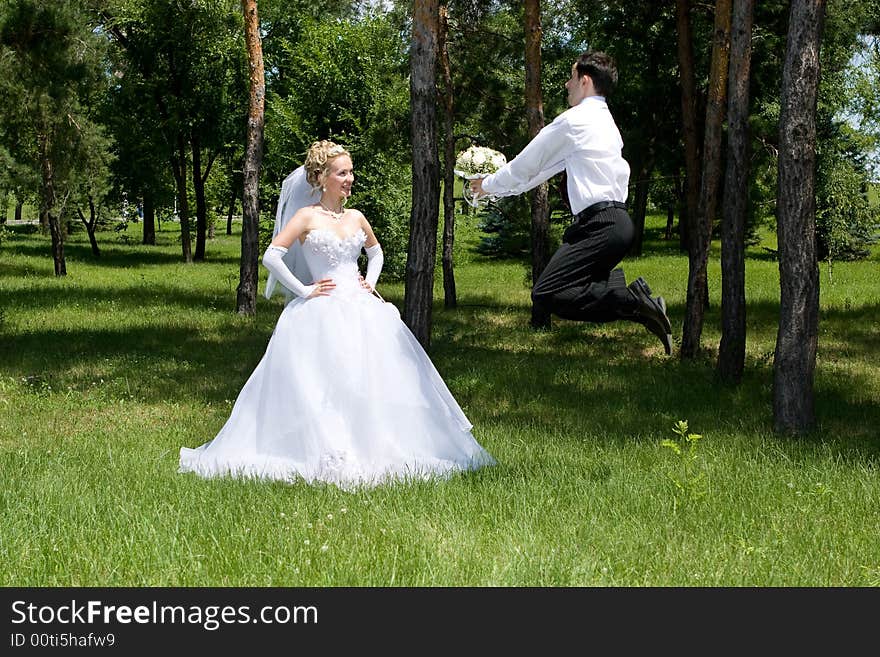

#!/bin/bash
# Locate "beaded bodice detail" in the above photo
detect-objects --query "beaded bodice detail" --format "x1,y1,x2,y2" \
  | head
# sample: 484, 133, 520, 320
302, 227, 366, 286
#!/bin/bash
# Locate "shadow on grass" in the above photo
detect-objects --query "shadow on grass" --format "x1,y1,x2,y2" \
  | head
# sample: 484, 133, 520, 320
430, 298, 880, 461
2, 275, 877, 463
0, 319, 278, 406
1, 282, 247, 312
2, 239, 240, 268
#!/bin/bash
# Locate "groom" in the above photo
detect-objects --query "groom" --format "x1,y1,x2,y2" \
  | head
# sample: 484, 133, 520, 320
471, 51, 672, 354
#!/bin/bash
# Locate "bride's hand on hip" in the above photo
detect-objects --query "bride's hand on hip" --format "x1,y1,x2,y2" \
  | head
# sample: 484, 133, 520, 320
308, 278, 335, 298
358, 275, 373, 292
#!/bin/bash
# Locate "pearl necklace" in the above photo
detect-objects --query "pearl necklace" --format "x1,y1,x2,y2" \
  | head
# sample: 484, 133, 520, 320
320, 202, 345, 223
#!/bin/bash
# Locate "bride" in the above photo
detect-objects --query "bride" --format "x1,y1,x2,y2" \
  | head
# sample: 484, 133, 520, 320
179, 140, 495, 488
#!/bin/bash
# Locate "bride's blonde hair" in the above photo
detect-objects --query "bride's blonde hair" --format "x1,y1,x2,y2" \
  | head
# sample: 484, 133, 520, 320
304, 140, 350, 189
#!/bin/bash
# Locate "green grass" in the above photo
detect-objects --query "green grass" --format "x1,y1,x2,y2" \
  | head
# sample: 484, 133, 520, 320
1, 213, 878, 586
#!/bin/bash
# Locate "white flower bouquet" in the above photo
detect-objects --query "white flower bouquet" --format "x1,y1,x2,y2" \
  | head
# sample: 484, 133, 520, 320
454, 145, 506, 208
454, 145, 507, 178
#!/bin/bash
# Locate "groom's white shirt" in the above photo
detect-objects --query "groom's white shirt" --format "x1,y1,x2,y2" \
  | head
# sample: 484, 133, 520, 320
480, 96, 630, 215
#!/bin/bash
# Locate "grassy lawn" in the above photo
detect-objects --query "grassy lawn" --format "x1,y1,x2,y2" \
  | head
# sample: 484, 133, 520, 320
0, 211, 878, 586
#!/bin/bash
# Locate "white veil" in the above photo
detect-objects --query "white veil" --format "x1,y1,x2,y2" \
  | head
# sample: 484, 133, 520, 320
264, 165, 320, 301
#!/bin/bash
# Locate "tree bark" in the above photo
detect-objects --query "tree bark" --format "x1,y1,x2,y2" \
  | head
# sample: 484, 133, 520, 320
170, 135, 192, 263
142, 190, 156, 245
404, 0, 440, 348
77, 199, 101, 258
666, 174, 679, 241
681, 0, 731, 359
438, 5, 457, 310
525, 0, 551, 330
227, 183, 236, 236
774, 0, 825, 435
39, 131, 66, 276
630, 153, 654, 257
718, 0, 754, 384
237, 0, 266, 316
14, 200, 23, 223
192, 134, 207, 260
676, 0, 701, 254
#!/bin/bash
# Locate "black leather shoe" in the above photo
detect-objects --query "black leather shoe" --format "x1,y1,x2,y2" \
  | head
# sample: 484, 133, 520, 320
628, 276, 651, 296
629, 279, 672, 355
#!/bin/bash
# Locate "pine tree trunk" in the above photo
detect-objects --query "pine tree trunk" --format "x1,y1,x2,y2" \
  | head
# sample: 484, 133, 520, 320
237, 0, 265, 316
676, 0, 701, 254
227, 183, 236, 235
142, 191, 156, 245
630, 155, 653, 257
681, 0, 731, 359
39, 131, 66, 276
404, 0, 440, 348
525, 0, 551, 330
79, 197, 101, 257
439, 5, 457, 310
718, 0, 754, 384
172, 136, 192, 263
192, 135, 207, 261
774, 0, 825, 435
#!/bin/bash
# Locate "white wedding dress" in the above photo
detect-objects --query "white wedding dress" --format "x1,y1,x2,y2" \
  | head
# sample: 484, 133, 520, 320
179, 227, 495, 489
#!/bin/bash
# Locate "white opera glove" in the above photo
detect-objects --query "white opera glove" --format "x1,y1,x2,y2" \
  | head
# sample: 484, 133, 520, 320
364, 243, 384, 291
262, 245, 316, 298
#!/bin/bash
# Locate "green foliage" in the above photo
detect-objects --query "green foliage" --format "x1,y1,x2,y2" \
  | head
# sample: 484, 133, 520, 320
815, 136, 880, 266
0, 0, 110, 229
476, 196, 532, 259
264, 14, 411, 278
100, 0, 247, 229
448, 2, 576, 159
812, 12, 880, 266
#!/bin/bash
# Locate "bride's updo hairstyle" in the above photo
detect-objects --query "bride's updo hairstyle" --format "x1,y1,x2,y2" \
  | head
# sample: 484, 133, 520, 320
304, 140, 351, 190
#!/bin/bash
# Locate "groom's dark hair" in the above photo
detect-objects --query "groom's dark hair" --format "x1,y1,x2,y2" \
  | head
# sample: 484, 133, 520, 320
576, 51, 618, 97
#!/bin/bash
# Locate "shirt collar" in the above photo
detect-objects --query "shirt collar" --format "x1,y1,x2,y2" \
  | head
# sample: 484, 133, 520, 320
578, 95, 606, 106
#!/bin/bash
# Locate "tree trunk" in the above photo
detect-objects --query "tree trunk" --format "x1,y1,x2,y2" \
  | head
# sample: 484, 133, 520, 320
14, 199, 23, 223
718, 0, 754, 384
676, 0, 701, 254
47, 210, 65, 275
227, 183, 236, 235
525, 0, 551, 330
171, 136, 192, 263
630, 155, 653, 257
142, 190, 156, 245
439, 5, 457, 310
39, 132, 66, 276
192, 134, 207, 261
681, 0, 731, 359
78, 201, 101, 258
774, 0, 825, 435
237, 0, 265, 316
665, 173, 677, 241
404, 0, 440, 348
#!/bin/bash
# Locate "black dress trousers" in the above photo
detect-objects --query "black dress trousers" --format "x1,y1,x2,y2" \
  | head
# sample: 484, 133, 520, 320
531, 206, 638, 324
